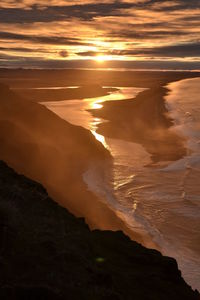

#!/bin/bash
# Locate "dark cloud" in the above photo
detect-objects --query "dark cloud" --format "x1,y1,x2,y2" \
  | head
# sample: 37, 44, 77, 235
76, 42, 200, 58
107, 30, 194, 40
76, 51, 99, 57
0, 52, 44, 61
179, 16, 200, 22
0, 46, 34, 52
1, 1, 199, 24
0, 46, 54, 53
145, 43, 200, 57
59, 50, 68, 57
115, 43, 200, 58
0, 31, 89, 46
146, 0, 200, 11
0, 2, 133, 23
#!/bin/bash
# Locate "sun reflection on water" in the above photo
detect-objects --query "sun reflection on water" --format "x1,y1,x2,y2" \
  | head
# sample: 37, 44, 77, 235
87, 87, 144, 148
43, 87, 144, 150
93, 117, 102, 126
92, 102, 103, 109
91, 130, 108, 149
133, 202, 137, 212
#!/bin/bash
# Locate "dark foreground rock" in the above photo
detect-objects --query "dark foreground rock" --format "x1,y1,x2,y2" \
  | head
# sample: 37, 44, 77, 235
0, 161, 199, 299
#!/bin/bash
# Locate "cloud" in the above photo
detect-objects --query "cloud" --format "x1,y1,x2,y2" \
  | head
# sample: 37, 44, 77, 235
106, 30, 193, 40
1, 1, 198, 24
76, 42, 200, 58
0, 2, 134, 23
0, 52, 44, 61
59, 50, 68, 57
1, 0, 199, 10
0, 46, 36, 52
0, 31, 89, 46
0, 0, 117, 9
113, 42, 200, 58
76, 51, 99, 57
147, 0, 200, 11
0, 0, 199, 68
141, 42, 200, 57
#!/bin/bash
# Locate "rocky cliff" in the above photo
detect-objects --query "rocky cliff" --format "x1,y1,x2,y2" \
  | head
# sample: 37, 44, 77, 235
0, 161, 199, 299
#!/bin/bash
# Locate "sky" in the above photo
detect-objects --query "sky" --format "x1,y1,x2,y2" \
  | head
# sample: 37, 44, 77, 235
0, 0, 200, 69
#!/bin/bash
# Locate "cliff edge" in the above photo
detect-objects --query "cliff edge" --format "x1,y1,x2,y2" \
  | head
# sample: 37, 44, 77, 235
0, 161, 199, 299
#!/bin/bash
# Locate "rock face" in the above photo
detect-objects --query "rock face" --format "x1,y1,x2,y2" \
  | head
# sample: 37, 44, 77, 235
0, 161, 199, 300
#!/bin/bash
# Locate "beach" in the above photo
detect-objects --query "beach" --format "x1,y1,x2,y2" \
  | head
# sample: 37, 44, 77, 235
0, 69, 200, 291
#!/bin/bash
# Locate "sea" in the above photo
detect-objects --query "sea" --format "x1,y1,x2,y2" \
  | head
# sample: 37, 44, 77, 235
40, 77, 200, 291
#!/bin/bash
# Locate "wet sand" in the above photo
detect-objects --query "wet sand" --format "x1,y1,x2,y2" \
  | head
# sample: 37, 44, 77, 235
89, 86, 188, 163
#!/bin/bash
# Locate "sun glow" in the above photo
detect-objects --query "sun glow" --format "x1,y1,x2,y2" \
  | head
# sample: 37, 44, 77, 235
94, 55, 113, 63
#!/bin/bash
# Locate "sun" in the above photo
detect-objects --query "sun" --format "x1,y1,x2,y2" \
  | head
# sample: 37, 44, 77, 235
94, 55, 112, 63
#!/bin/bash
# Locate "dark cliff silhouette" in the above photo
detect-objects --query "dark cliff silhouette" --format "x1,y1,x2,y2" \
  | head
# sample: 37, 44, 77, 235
0, 160, 199, 299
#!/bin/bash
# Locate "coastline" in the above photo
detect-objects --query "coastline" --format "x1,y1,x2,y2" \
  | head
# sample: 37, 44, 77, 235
89, 86, 187, 163
0, 83, 152, 245
1, 70, 200, 293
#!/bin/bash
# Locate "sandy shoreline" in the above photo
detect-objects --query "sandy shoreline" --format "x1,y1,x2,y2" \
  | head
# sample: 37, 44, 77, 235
89, 85, 187, 163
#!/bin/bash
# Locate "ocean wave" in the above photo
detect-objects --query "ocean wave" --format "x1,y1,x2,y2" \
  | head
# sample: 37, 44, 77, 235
83, 162, 165, 250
